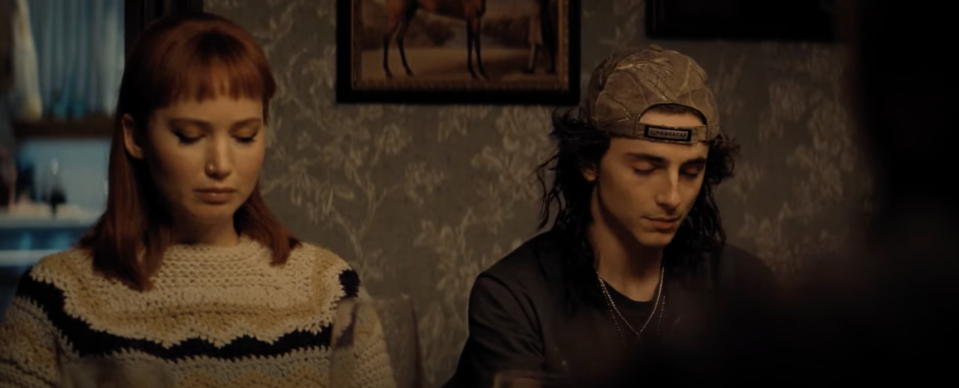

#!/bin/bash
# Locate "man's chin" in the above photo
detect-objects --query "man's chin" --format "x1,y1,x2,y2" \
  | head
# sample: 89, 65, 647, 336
634, 231, 678, 249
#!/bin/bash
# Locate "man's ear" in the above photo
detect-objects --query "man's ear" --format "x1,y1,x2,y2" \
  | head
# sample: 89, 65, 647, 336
122, 114, 145, 160
581, 163, 597, 182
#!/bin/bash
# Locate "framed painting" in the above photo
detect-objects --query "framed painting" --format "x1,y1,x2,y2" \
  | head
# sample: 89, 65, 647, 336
335, 0, 581, 105
646, 0, 837, 42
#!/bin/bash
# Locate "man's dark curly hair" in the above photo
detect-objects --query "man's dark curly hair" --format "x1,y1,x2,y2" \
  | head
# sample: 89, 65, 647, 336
535, 103, 741, 310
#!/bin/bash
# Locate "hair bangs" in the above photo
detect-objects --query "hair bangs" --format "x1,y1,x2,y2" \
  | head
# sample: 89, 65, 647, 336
147, 28, 275, 116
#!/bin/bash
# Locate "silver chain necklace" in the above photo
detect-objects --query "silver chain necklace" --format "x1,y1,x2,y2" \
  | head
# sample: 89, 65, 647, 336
596, 264, 666, 341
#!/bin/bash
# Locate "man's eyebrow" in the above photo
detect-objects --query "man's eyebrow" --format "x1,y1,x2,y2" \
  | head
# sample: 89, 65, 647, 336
625, 152, 665, 163
625, 152, 707, 166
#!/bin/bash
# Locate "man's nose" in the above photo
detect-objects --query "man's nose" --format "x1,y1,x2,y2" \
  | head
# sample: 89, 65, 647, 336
655, 175, 681, 212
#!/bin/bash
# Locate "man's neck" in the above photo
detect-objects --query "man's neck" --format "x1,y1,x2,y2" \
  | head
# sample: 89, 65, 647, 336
588, 221, 663, 302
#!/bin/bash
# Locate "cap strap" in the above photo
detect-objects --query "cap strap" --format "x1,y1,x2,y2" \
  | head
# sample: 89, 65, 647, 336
606, 124, 710, 144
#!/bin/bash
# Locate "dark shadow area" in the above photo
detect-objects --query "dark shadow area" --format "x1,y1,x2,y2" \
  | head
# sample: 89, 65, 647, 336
603, 0, 959, 385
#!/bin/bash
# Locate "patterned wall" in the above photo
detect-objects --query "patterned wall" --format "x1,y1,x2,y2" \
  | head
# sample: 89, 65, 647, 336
205, 0, 870, 385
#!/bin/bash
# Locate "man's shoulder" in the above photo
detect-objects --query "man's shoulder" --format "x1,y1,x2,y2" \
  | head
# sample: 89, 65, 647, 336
479, 230, 567, 286
716, 244, 778, 293
719, 244, 772, 272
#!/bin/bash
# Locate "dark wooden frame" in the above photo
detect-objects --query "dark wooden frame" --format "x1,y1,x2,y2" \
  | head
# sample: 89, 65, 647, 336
335, 0, 582, 106
646, 0, 836, 42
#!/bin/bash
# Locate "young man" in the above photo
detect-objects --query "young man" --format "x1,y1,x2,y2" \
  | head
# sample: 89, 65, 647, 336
446, 45, 777, 388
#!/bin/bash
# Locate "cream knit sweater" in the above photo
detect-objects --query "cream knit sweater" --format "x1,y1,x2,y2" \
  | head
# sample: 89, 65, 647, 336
0, 237, 395, 388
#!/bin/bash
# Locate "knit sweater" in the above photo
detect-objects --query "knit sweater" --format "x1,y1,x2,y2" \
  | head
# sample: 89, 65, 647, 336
0, 238, 395, 388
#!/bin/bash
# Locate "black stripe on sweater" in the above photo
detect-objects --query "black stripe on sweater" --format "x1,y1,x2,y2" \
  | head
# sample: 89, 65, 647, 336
13, 268, 361, 361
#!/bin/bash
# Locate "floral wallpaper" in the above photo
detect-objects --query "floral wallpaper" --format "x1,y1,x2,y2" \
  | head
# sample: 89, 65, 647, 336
206, 0, 870, 385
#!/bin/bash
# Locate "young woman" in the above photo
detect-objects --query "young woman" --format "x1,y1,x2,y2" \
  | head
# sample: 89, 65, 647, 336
0, 13, 393, 387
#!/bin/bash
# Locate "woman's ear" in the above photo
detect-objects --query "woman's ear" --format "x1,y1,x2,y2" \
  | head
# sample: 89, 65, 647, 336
122, 114, 145, 159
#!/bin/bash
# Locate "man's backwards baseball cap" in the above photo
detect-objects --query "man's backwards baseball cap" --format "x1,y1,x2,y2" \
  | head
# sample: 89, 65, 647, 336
580, 44, 721, 145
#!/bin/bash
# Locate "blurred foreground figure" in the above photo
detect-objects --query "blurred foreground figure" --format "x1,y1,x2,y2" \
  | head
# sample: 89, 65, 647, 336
607, 0, 959, 385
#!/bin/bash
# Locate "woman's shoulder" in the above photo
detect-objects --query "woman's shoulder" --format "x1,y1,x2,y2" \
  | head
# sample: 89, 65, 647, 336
9, 248, 95, 314
288, 242, 362, 299
24, 247, 94, 287
289, 242, 354, 273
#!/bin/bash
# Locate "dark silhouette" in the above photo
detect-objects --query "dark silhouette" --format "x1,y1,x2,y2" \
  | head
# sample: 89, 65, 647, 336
602, 0, 959, 385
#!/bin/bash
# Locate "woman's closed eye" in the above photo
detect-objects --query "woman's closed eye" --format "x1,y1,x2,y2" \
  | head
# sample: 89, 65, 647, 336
236, 134, 257, 143
174, 131, 202, 144
172, 129, 259, 144
234, 128, 260, 144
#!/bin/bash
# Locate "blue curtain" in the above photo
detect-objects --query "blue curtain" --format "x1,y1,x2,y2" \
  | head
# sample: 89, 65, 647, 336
28, 0, 124, 119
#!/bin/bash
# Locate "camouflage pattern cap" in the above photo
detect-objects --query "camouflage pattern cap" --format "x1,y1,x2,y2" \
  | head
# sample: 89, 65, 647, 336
580, 44, 720, 144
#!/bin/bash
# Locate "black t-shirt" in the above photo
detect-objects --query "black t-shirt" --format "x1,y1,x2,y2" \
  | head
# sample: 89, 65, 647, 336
444, 230, 778, 388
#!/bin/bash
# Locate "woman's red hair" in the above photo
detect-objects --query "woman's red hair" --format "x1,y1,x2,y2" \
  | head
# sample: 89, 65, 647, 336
78, 12, 300, 290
